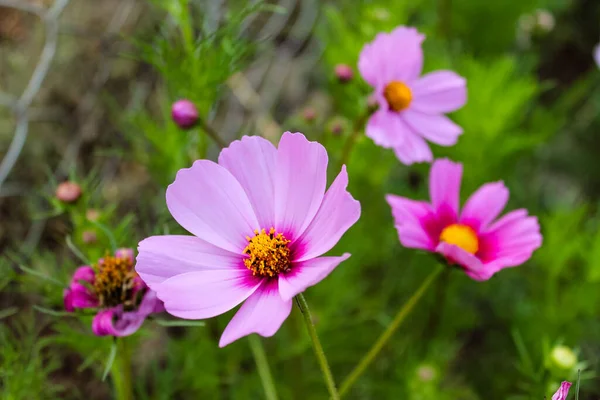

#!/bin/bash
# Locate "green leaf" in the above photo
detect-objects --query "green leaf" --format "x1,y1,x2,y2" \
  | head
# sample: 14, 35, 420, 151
102, 340, 118, 381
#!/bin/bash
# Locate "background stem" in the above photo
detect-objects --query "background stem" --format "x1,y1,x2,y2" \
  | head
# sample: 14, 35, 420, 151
248, 335, 279, 400
111, 338, 134, 400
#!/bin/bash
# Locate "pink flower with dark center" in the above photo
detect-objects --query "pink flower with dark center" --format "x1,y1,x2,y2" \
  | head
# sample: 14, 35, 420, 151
552, 381, 572, 400
358, 26, 467, 165
386, 159, 542, 280
63, 249, 163, 336
136, 132, 361, 347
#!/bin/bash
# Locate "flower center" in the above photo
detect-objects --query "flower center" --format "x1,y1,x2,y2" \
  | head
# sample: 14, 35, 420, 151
93, 254, 139, 308
384, 81, 412, 111
439, 224, 479, 255
244, 228, 291, 278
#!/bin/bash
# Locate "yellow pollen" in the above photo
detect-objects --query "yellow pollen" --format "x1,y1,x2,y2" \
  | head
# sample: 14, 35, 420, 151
93, 254, 138, 308
384, 81, 413, 111
439, 224, 479, 255
244, 228, 291, 278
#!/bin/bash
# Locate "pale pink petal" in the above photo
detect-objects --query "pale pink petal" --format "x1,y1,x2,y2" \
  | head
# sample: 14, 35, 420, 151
410, 71, 467, 113
429, 159, 462, 217
293, 167, 360, 261
460, 182, 509, 232
156, 269, 263, 319
552, 381, 572, 400
401, 110, 463, 146
365, 110, 406, 148
218, 136, 277, 228
436, 242, 485, 280
392, 129, 433, 165
136, 235, 242, 289
274, 132, 327, 239
115, 248, 134, 262
278, 254, 351, 301
386, 194, 436, 251
110, 291, 163, 337
166, 160, 259, 253
219, 281, 292, 347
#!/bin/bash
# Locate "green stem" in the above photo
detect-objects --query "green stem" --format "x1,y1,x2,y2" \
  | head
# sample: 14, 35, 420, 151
248, 335, 279, 400
338, 265, 443, 397
198, 116, 227, 149
295, 293, 340, 400
437, 0, 452, 38
338, 109, 371, 170
111, 338, 133, 400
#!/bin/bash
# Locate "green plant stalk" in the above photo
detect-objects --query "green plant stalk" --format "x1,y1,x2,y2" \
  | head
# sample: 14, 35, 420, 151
339, 109, 371, 170
248, 335, 279, 400
295, 293, 340, 400
111, 338, 133, 400
339, 265, 444, 397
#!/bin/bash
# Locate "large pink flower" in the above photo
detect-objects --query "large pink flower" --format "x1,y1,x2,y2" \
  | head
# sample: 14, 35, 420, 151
64, 248, 163, 336
358, 26, 467, 165
552, 381, 572, 400
136, 132, 361, 347
386, 159, 542, 280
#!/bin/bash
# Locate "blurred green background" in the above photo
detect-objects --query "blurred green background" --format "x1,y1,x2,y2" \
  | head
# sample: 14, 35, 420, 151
1, 0, 600, 399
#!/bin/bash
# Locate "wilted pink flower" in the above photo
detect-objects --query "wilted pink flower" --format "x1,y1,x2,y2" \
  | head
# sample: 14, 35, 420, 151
334, 64, 354, 82
358, 26, 467, 165
386, 159, 542, 280
64, 249, 163, 336
594, 44, 600, 68
55, 181, 82, 203
552, 381, 572, 400
171, 99, 199, 129
136, 132, 361, 347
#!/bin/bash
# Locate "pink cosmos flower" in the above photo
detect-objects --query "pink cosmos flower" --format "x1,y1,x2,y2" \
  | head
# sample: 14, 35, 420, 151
64, 248, 163, 336
136, 132, 361, 347
552, 381, 572, 400
358, 26, 467, 165
386, 159, 542, 280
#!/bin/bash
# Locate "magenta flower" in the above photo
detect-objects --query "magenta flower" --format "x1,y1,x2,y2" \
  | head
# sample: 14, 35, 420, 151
358, 26, 467, 165
386, 159, 542, 280
171, 99, 199, 129
64, 249, 163, 336
136, 132, 361, 347
552, 381, 572, 400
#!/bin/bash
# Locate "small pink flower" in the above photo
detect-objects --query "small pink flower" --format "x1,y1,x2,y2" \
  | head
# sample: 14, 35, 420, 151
386, 159, 542, 280
63, 249, 163, 336
171, 99, 199, 129
136, 132, 361, 347
552, 381, 572, 400
358, 26, 467, 165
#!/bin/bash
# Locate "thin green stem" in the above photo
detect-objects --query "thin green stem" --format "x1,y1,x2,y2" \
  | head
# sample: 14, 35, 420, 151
198, 116, 227, 149
248, 335, 279, 400
295, 293, 340, 400
111, 338, 133, 400
339, 265, 443, 397
338, 109, 371, 170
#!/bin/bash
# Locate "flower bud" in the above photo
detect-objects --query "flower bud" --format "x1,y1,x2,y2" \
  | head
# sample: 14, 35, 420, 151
334, 64, 353, 83
82, 230, 97, 244
550, 345, 577, 371
302, 107, 316, 122
416, 364, 437, 382
86, 209, 100, 222
55, 181, 82, 203
171, 99, 199, 129
535, 9, 555, 33
327, 117, 348, 136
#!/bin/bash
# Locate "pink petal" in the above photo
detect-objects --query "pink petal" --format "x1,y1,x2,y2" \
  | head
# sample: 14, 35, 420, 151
64, 266, 98, 311
136, 235, 242, 289
594, 44, 600, 68
110, 291, 163, 337
436, 242, 485, 280
274, 132, 327, 239
460, 182, 509, 232
365, 110, 406, 148
115, 248, 134, 262
92, 308, 117, 336
218, 136, 278, 228
278, 254, 351, 301
552, 381, 572, 400
410, 71, 467, 114
219, 280, 292, 347
401, 110, 462, 146
392, 129, 433, 165
429, 158, 462, 217
386, 194, 436, 251
156, 269, 263, 319
293, 166, 360, 261
166, 160, 259, 253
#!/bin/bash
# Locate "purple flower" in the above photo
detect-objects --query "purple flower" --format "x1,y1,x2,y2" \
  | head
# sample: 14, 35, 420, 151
136, 132, 361, 347
358, 26, 467, 165
552, 381, 572, 400
386, 159, 542, 280
63, 249, 163, 337
171, 99, 199, 129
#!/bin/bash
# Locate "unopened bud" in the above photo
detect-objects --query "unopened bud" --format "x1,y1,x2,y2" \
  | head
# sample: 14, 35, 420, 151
55, 182, 82, 203
86, 209, 100, 222
82, 230, 97, 244
550, 345, 577, 370
327, 117, 348, 136
416, 364, 437, 382
535, 9, 555, 33
334, 64, 353, 83
302, 107, 316, 122
171, 99, 199, 129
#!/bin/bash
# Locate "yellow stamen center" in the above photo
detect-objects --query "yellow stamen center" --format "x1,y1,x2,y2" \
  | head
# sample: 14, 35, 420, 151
93, 254, 138, 308
384, 81, 412, 111
439, 224, 479, 255
244, 228, 291, 278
